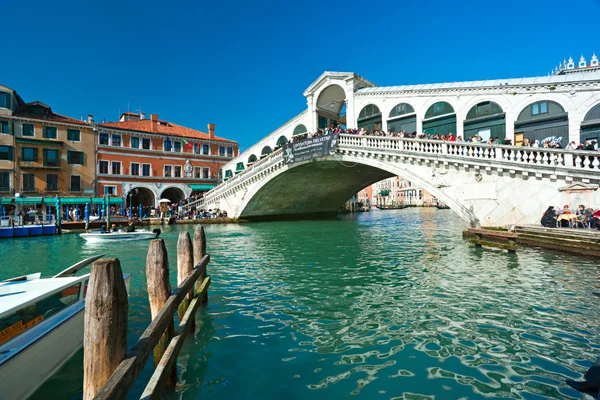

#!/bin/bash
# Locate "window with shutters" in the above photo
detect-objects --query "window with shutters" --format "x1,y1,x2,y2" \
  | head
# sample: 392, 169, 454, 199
68, 151, 83, 165
22, 124, 34, 137
22, 174, 35, 192
131, 136, 140, 149
22, 147, 38, 162
70, 175, 81, 192
43, 149, 59, 167
67, 129, 81, 141
44, 126, 57, 139
46, 174, 58, 192
0, 145, 13, 161
0, 172, 10, 192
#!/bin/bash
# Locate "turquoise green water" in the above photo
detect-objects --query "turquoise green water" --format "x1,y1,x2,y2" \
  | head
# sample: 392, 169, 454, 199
2, 209, 599, 399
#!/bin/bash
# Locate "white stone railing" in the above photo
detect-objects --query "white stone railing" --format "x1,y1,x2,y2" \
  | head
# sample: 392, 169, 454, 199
338, 134, 600, 171
185, 149, 284, 209
187, 134, 600, 210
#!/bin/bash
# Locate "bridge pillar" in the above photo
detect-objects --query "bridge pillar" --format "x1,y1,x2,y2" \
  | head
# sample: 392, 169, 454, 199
307, 95, 317, 133
345, 82, 356, 129
505, 110, 515, 143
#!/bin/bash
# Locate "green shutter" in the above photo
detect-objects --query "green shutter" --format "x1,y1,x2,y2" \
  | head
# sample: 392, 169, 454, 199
43, 148, 48, 165
7, 146, 13, 161
67, 151, 72, 164
80, 151, 84, 166
33, 148, 38, 161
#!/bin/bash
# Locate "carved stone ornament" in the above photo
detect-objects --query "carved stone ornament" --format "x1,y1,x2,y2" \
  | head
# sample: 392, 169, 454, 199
558, 182, 599, 192
475, 173, 483, 182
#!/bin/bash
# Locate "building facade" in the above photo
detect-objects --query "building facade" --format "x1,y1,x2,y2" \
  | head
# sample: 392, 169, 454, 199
1, 85, 97, 211
97, 113, 238, 208
221, 53, 600, 176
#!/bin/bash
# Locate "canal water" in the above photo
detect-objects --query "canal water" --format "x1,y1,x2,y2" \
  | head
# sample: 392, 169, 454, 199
2, 208, 599, 399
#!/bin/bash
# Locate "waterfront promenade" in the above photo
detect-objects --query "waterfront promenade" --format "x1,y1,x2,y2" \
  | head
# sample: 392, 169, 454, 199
3, 209, 598, 399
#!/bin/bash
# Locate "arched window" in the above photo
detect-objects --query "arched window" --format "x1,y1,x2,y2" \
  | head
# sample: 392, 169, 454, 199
261, 146, 272, 156
293, 125, 307, 135
424, 102, 455, 119
584, 103, 600, 121
357, 104, 382, 130
388, 103, 415, 118
516, 100, 566, 122
276, 136, 288, 146
248, 154, 258, 164
466, 101, 503, 120
515, 100, 568, 147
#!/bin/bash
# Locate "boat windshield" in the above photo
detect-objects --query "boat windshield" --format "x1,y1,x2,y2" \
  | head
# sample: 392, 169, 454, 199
0, 282, 82, 345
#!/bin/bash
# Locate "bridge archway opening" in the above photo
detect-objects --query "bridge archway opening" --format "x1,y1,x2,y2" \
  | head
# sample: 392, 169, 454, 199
276, 135, 288, 149
581, 103, 600, 146
261, 146, 273, 159
387, 103, 416, 133
515, 100, 568, 147
126, 187, 156, 209
248, 154, 258, 164
160, 187, 185, 204
316, 84, 346, 129
358, 104, 382, 130
423, 102, 456, 135
237, 158, 477, 226
464, 101, 505, 141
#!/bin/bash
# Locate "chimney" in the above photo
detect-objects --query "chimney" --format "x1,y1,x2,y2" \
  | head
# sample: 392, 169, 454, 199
140, 112, 146, 120
87, 114, 94, 123
208, 123, 215, 139
150, 114, 158, 133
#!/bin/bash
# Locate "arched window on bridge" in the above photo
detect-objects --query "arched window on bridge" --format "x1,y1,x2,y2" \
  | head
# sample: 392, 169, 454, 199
464, 101, 505, 142
248, 154, 258, 164
387, 103, 416, 133
581, 103, 600, 148
261, 146, 272, 158
423, 102, 456, 136
276, 135, 288, 147
515, 100, 568, 147
224, 170, 233, 181
357, 104, 382, 130
293, 124, 307, 136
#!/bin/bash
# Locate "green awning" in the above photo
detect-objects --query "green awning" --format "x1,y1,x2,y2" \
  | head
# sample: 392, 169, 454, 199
189, 184, 216, 191
0, 197, 43, 205
1, 197, 123, 205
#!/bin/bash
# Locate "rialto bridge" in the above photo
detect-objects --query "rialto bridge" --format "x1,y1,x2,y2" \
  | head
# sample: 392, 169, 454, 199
187, 63, 600, 226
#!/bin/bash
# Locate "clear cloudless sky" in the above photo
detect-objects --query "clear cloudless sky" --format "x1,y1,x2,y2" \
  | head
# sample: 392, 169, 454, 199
1, 0, 599, 150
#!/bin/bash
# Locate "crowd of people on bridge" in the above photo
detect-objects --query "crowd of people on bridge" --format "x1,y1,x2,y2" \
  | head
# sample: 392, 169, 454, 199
291, 126, 600, 152
541, 204, 600, 229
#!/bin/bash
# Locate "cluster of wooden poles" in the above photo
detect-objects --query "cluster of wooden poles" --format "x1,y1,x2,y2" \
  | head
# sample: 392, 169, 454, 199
83, 225, 211, 400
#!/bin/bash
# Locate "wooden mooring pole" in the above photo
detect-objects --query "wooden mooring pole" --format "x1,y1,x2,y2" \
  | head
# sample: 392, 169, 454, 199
83, 259, 128, 400
177, 231, 195, 332
193, 225, 208, 304
146, 239, 177, 387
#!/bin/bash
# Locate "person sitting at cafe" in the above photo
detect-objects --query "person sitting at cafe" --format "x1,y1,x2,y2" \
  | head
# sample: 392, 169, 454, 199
575, 205, 592, 228
111, 223, 118, 232
126, 220, 136, 232
557, 204, 571, 227
541, 206, 557, 228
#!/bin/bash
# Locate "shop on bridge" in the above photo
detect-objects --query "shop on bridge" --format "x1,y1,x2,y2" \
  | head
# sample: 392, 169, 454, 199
422, 102, 456, 136
463, 101, 506, 141
581, 103, 600, 147
357, 104, 382, 130
387, 103, 416, 133
514, 100, 568, 147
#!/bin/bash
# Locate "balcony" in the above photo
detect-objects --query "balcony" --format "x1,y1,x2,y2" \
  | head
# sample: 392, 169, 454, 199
18, 158, 61, 169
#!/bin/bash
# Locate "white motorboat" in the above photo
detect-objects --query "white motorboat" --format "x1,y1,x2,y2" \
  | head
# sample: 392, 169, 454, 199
0, 255, 132, 400
80, 228, 160, 242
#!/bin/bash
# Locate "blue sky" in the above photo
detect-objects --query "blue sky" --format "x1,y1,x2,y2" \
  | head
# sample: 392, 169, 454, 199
2, 0, 599, 150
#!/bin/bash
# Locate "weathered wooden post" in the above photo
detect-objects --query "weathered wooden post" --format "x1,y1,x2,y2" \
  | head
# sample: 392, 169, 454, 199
177, 231, 195, 332
146, 239, 177, 386
83, 258, 128, 400
193, 225, 208, 304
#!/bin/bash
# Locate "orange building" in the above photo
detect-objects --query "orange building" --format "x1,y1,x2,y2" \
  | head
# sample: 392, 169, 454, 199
96, 112, 238, 208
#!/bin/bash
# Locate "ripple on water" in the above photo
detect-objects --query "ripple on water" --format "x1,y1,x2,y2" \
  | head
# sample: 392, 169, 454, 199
3, 209, 599, 399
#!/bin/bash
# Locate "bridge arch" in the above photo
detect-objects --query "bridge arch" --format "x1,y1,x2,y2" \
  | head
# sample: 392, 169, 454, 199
463, 101, 506, 141
357, 104, 382, 130
126, 187, 156, 209
276, 135, 288, 146
235, 155, 478, 226
293, 124, 307, 135
315, 84, 347, 129
386, 102, 416, 133
422, 101, 457, 135
261, 146, 273, 157
515, 100, 568, 146
248, 154, 258, 164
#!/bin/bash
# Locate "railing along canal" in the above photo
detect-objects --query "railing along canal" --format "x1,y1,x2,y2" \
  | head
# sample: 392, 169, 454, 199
83, 226, 211, 400
187, 134, 600, 210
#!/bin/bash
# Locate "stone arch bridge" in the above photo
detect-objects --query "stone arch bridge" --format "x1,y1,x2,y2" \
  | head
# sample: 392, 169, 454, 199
186, 135, 600, 227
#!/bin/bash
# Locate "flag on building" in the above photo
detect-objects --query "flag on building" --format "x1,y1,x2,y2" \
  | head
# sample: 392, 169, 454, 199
165, 136, 172, 150
182, 138, 192, 149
